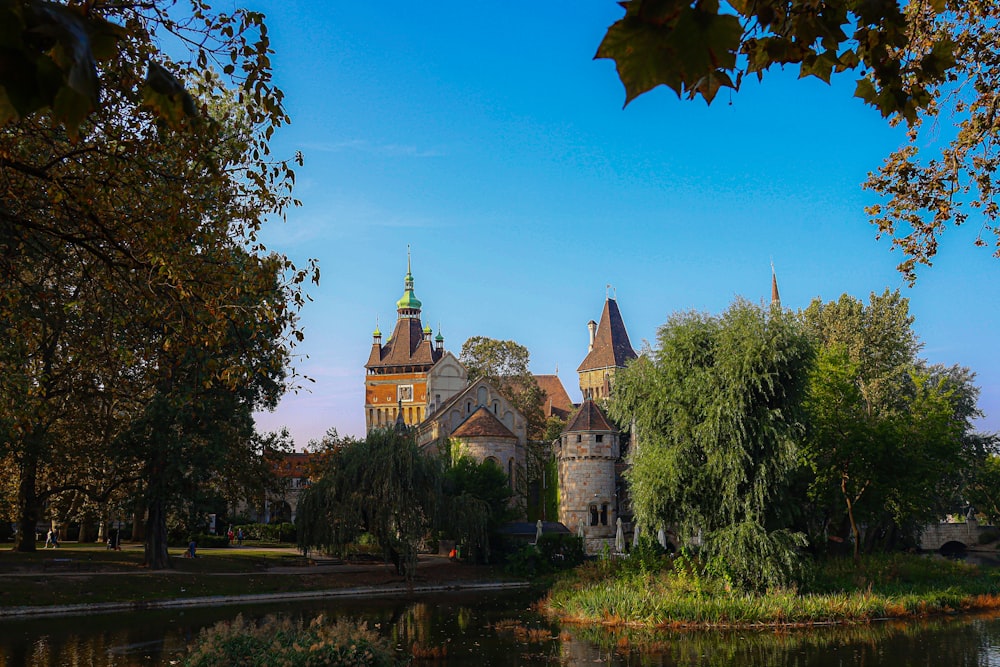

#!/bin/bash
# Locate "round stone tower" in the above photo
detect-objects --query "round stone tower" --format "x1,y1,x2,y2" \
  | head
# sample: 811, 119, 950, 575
556, 399, 619, 545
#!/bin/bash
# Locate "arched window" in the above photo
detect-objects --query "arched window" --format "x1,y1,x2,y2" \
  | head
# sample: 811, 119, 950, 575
589, 505, 599, 526
600, 504, 608, 526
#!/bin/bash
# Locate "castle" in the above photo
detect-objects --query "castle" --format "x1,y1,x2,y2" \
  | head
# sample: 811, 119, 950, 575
365, 254, 636, 548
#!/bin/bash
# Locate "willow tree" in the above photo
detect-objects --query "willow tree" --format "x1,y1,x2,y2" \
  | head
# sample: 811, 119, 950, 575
298, 429, 443, 578
296, 431, 498, 577
609, 299, 813, 592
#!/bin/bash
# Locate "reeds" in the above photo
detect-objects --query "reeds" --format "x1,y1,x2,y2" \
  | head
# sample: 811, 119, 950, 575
542, 553, 1000, 628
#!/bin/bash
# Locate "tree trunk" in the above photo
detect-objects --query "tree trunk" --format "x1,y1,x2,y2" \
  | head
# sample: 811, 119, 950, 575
13, 457, 40, 552
842, 476, 861, 562
144, 498, 171, 569
131, 497, 147, 542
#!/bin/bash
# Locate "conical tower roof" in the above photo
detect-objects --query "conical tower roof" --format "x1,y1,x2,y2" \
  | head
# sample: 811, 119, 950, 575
577, 298, 637, 372
563, 399, 615, 433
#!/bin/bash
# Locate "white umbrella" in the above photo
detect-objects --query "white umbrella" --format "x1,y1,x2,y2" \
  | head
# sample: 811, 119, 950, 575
615, 517, 625, 554
633, 523, 641, 547
577, 523, 585, 538
535, 519, 543, 544
657, 527, 667, 549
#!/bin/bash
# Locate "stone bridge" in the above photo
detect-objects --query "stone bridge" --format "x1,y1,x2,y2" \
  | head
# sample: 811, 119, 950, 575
920, 520, 994, 552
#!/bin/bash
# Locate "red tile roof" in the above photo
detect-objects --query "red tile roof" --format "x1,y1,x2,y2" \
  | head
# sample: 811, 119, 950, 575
452, 406, 517, 439
563, 399, 615, 433
534, 374, 574, 419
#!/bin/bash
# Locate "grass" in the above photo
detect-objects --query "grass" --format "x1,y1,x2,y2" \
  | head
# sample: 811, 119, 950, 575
542, 553, 1000, 628
0, 541, 505, 609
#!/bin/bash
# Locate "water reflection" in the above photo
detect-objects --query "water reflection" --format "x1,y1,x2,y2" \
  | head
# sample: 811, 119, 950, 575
3, 592, 1000, 666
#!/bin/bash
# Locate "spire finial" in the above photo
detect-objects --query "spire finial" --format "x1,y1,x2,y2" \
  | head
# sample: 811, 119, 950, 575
407, 244, 411, 275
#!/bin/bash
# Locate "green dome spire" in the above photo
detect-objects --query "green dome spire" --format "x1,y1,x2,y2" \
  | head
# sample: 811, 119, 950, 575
396, 246, 422, 314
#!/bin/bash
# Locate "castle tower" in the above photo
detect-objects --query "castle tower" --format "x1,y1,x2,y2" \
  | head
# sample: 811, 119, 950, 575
364, 251, 444, 432
556, 400, 620, 546
577, 297, 637, 401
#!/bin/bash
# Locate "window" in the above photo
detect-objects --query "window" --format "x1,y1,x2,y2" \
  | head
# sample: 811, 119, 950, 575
596, 435, 603, 442
600, 504, 608, 526
508, 459, 514, 488
576, 434, 582, 443
589, 505, 599, 526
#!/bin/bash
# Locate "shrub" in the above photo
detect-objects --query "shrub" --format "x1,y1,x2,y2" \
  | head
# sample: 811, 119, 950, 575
189, 533, 230, 548
619, 534, 671, 576
505, 534, 585, 578
184, 614, 402, 667
235, 522, 297, 543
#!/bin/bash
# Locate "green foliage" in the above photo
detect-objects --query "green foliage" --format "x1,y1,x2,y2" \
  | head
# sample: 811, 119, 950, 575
1, 0, 314, 564
800, 290, 985, 556
966, 454, 1000, 526
184, 614, 401, 667
597, 0, 950, 120
459, 336, 546, 439
181, 533, 230, 549
504, 533, 585, 578
544, 553, 1000, 627
610, 298, 812, 591
296, 429, 443, 578
235, 523, 296, 543
442, 455, 514, 563
618, 534, 671, 577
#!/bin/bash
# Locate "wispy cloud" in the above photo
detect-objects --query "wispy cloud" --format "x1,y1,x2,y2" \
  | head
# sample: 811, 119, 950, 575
303, 139, 443, 158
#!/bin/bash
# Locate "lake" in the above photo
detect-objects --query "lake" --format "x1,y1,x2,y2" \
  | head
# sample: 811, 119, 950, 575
3, 589, 1000, 665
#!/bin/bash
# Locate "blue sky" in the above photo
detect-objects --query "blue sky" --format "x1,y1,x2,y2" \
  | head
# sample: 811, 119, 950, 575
249, 2, 999, 447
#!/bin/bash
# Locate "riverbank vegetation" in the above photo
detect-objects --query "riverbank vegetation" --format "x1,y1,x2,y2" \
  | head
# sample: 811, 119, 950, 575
184, 614, 402, 667
544, 551, 1000, 628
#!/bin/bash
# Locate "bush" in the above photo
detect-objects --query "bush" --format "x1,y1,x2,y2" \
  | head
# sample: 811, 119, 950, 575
235, 522, 297, 543
187, 533, 230, 548
184, 614, 402, 667
505, 534, 585, 578
619, 534, 671, 576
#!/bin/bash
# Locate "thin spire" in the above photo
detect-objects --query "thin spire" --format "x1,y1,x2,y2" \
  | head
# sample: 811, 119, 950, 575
770, 260, 781, 306
407, 244, 412, 275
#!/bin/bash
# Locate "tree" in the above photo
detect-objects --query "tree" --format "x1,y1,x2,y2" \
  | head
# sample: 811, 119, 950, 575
967, 453, 1000, 525
1, 0, 314, 561
596, 0, 999, 281
442, 454, 516, 562
800, 291, 986, 556
609, 299, 813, 591
459, 337, 546, 439
296, 428, 448, 578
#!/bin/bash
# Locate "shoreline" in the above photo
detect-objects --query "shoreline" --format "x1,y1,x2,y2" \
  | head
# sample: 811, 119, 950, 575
0, 580, 531, 620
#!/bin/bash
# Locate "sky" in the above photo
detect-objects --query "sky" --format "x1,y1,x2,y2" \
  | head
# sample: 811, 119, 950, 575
248, 2, 999, 448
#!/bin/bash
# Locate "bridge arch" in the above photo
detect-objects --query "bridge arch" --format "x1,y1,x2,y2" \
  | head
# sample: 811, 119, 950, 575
939, 540, 968, 555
